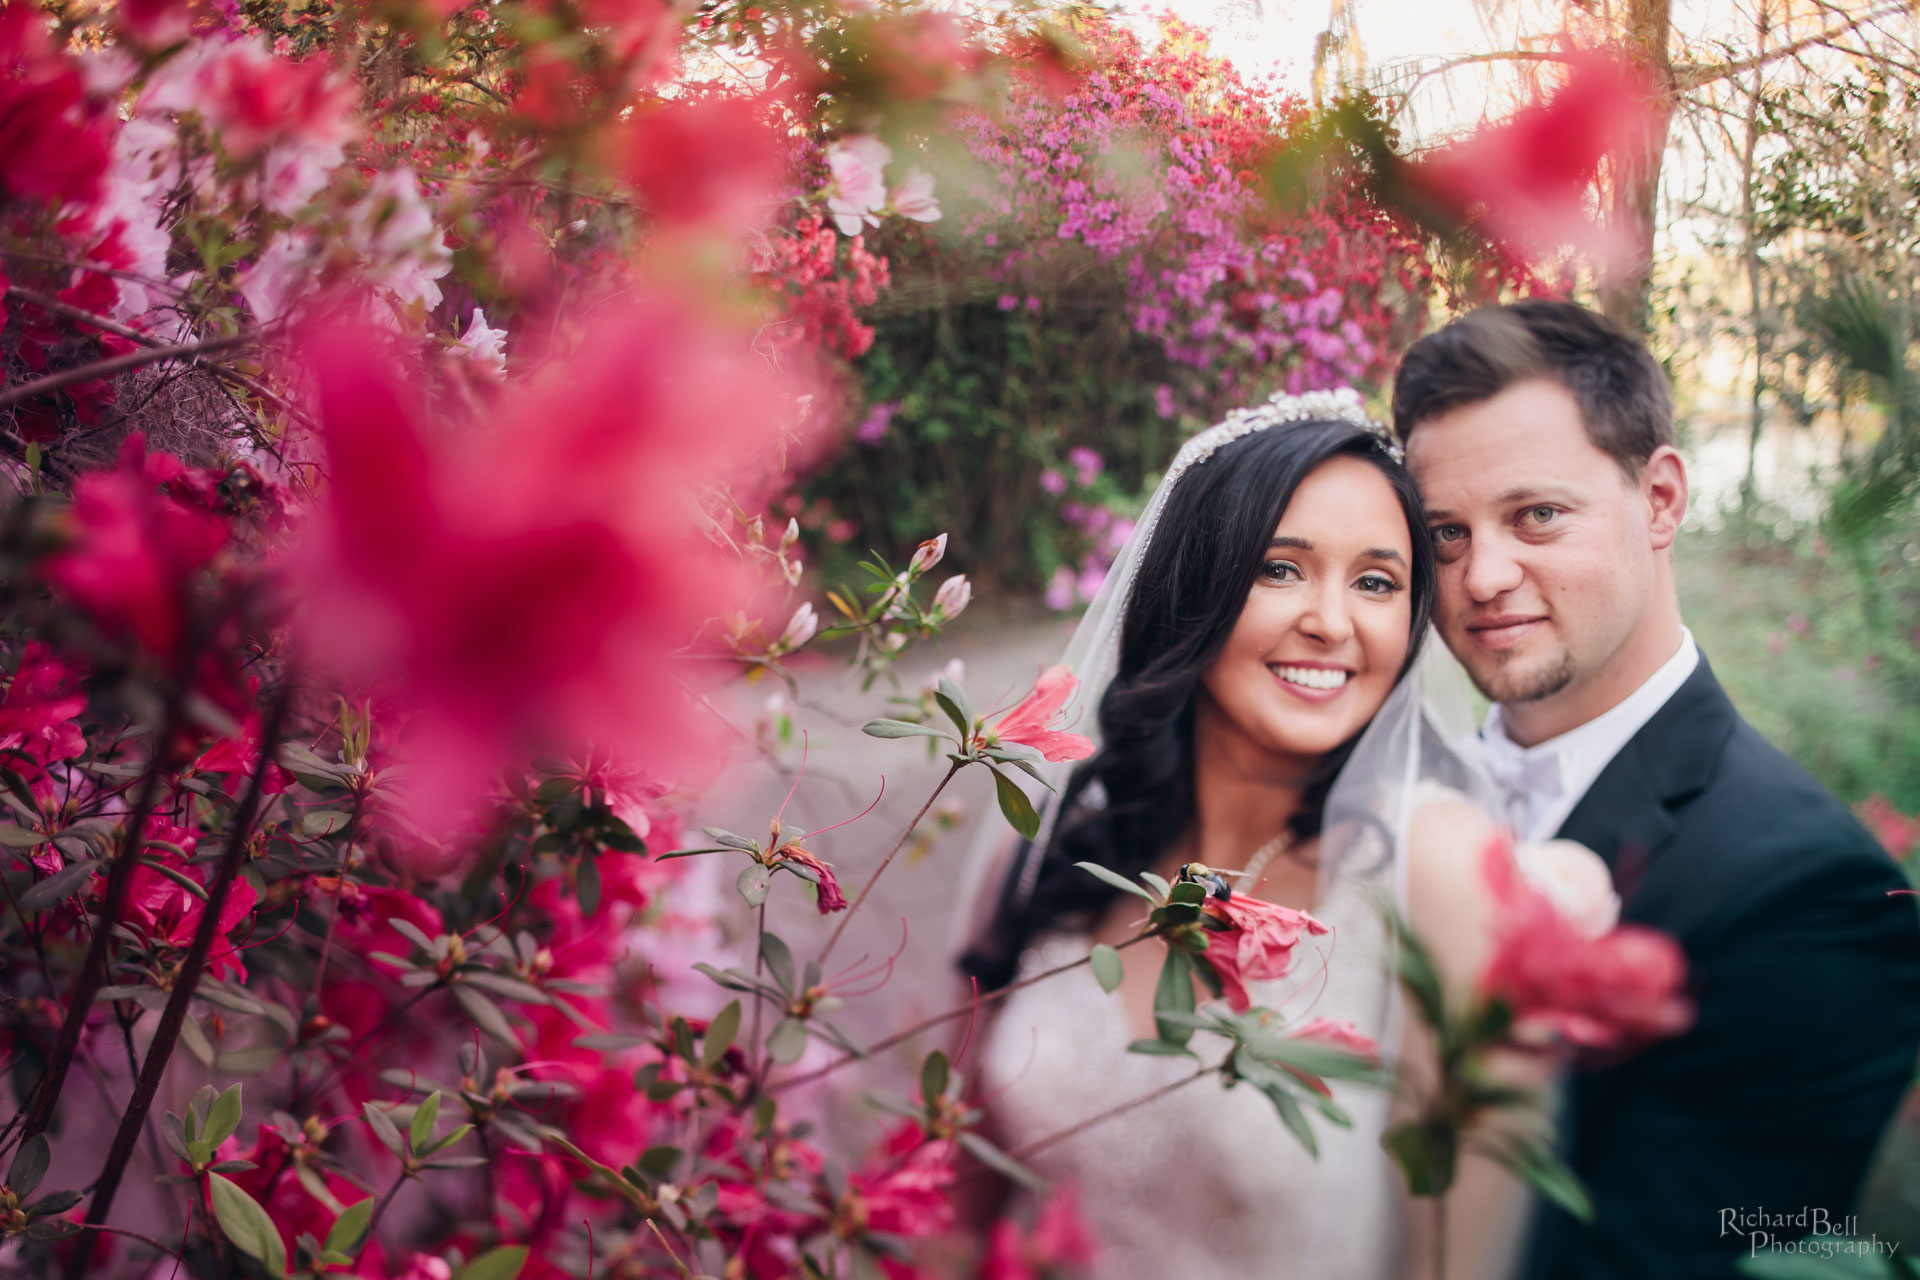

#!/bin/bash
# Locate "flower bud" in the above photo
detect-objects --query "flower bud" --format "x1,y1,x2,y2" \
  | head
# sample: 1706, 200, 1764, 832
909, 532, 948, 575
781, 517, 800, 550
777, 601, 818, 653
932, 574, 971, 621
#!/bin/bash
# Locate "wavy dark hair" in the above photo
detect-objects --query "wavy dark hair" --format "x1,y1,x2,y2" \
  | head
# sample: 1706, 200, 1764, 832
959, 419, 1435, 991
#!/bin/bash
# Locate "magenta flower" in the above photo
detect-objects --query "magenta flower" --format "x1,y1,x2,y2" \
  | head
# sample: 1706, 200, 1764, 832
1199, 894, 1331, 1013
1478, 835, 1693, 1053
980, 665, 1095, 762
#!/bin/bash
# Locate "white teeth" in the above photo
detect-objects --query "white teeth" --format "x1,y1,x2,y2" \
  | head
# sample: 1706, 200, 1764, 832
1270, 665, 1350, 691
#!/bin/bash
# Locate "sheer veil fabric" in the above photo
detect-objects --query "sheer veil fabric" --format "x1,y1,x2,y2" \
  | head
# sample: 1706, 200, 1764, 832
950, 388, 1496, 1276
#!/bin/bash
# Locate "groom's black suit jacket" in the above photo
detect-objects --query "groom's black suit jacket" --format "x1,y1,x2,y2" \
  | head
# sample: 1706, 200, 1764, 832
1517, 655, 1920, 1279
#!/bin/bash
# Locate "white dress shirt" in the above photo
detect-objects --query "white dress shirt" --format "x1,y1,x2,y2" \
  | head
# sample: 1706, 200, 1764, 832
1479, 628, 1700, 841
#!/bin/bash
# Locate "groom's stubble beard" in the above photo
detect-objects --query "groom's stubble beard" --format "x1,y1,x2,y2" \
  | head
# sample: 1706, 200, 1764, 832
1462, 641, 1577, 706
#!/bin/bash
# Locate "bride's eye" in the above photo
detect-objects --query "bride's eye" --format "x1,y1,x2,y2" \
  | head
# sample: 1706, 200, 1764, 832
1354, 573, 1402, 596
1259, 559, 1301, 583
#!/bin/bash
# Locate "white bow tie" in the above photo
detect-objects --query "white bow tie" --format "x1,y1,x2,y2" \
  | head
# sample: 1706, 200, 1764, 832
1481, 736, 1565, 837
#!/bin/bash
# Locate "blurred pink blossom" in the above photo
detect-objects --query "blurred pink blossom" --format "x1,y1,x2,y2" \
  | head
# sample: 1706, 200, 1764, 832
826, 135, 890, 236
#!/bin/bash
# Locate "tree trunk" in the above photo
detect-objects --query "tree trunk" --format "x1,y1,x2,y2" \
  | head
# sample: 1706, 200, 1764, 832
1599, 0, 1675, 336
1739, 2, 1772, 508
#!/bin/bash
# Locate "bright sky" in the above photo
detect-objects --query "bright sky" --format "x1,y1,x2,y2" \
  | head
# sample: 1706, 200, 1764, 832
1123, 0, 1505, 137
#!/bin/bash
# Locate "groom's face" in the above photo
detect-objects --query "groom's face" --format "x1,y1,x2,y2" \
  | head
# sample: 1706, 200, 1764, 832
1405, 378, 1656, 714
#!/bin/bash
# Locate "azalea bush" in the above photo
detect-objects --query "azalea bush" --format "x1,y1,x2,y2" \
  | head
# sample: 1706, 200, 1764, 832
0, 2, 1704, 1276
792, 15, 1546, 592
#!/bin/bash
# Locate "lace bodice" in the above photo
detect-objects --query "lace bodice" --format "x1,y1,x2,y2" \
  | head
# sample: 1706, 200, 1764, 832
978, 866, 1403, 1279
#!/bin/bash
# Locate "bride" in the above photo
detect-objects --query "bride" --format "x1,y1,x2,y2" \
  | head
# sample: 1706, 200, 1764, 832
954, 388, 1492, 1278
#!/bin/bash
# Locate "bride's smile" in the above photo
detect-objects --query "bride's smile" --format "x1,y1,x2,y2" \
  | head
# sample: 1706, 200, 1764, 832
1196, 453, 1415, 769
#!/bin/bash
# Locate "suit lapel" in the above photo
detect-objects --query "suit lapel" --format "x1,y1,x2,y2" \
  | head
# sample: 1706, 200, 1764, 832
1554, 656, 1739, 906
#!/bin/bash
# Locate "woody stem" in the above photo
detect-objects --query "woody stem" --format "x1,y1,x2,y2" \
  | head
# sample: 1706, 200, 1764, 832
817, 760, 962, 966
773, 931, 1161, 1093
1000, 1064, 1214, 1164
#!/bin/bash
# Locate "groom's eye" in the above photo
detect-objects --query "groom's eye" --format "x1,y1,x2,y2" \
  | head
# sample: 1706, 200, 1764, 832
1430, 525, 1465, 544
1524, 506, 1558, 526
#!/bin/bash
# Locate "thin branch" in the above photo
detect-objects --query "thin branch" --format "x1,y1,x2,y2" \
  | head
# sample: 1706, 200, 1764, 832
1673, 2, 1909, 90
998, 1063, 1213, 1164
817, 760, 962, 965
69, 680, 293, 1276
772, 931, 1161, 1093
0, 334, 258, 413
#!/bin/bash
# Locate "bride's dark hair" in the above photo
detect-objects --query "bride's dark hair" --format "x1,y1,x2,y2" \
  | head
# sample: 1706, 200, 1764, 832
960, 419, 1435, 991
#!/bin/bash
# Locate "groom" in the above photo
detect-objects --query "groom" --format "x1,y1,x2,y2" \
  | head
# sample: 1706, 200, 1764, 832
1392, 299, 1920, 1278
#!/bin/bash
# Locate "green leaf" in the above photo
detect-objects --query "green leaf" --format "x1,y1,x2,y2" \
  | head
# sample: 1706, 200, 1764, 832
701, 827, 760, 851
1126, 1038, 1198, 1057
576, 855, 602, 915
1090, 944, 1124, 994
919, 1050, 950, 1106
409, 1091, 442, 1154
456, 1245, 530, 1280
298, 810, 352, 837
210, 1173, 288, 1278
956, 1132, 1048, 1193
18, 859, 99, 912
1139, 871, 1171, 899
0, 824, 45, 848
737, 864, 772, 908
422, 1124, 471, 1156
324, 1198, 374, 1257
767, 1017, 809, 1065
453, 984, 518, 1045
1167, 881, 1207, 907
1490, 1137, 1594, 1223
363, 1103, 406, 1158
861, 718, 949, 740
1153, 946, 1196, 1046
1381, 1120, 1457, 1198
24, 1188, 82, 1216
7, 1134, 49, 1198
1256, 1079, 1319, 1158
992, 769, 1040, 840
933, 678, 972, 736
702, 1000, 743, 1070
760, 931, 797, 995
637, 1145, 682, 1180
203, 1083, 244, 1152
1072, 861, 1155, 902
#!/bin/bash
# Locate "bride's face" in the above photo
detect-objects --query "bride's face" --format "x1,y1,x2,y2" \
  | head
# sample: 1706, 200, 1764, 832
1196, 454, 1415, 767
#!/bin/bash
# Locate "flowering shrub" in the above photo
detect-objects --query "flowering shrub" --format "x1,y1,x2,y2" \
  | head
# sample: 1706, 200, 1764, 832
0, 3, 1693, 1276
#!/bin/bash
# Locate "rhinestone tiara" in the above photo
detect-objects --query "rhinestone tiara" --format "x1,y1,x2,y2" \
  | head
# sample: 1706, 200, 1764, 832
1165, 387, 1402, 484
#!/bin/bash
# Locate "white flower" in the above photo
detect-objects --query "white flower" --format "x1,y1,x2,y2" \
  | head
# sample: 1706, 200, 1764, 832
919, 657, 965, 697
826, 135, 890, 237
890, 169, 941, 223
238, 231, 316, 325
1514, 838, 1621, 939
453, 308, 508, 376
346, 167, 452, 314
909, 532, 948, 575
932, 574, 971, 621
776, 602, 819, 653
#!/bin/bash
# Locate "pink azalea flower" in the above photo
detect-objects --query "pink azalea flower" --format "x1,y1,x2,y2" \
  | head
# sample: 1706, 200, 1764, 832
292, 291, 806, 827
1199, 893, 1330, 1013
42, 433, 229, 661
844, 1122, 957, 1243
983, 1185, 1099, 1279
0, 643, 87, 764
827, 135, 891, 236
1408, 53, 1652, 273
980, 666, 1094, 762
1858, 795, 1916, 860
617, 93, 786, 227
1477, 835, 1693, 1053
890, 169, 942, 223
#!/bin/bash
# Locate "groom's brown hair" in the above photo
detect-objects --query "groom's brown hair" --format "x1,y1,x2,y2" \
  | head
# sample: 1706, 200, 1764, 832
1391, 299, 1674, 477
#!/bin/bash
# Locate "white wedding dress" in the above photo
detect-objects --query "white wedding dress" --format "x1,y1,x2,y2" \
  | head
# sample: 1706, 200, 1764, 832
977, 852, 1404, 1280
